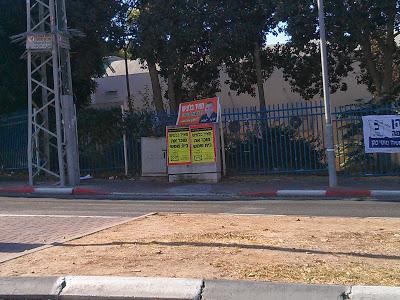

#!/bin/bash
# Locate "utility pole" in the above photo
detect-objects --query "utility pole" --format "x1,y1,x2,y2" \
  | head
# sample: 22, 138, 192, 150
317, 0, 338, 187
14, 0, 80, 186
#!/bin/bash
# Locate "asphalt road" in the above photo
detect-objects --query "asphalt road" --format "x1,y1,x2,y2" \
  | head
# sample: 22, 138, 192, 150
0, 197, 399, 218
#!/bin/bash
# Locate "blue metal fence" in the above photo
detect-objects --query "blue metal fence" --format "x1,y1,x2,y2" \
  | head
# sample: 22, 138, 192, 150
2, 102, 400, 177
0, 111, 28, 171
332, 103, 400, 176
222, 102, 327, 175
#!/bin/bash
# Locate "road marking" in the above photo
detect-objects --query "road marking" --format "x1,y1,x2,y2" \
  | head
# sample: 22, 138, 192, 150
0, 214, 128, 219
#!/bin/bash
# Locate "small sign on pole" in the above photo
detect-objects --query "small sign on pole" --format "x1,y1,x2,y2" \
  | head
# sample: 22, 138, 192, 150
26, 34, 53, 50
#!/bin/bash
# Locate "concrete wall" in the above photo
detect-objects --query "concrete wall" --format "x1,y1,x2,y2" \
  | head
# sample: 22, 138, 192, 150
91, 59, 372, 110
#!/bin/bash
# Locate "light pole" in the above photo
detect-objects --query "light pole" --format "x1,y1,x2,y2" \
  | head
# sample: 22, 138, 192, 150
317, 0, 338, 187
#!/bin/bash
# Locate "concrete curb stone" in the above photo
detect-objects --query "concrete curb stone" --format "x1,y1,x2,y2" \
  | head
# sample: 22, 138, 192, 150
0, 277, 65, 299
0, 277, 399, 299
202, 280, 351, 300
59, 276, 203, 300
350, 286, 400, 300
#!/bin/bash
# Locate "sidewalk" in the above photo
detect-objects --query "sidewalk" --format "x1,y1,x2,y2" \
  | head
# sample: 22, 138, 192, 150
1, 175, 400, 199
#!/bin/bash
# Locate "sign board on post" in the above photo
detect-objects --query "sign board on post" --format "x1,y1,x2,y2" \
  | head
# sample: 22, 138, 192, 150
190, 125, 216, 164
26, 34, 53, 50
362, 115, 400, 153
177, 97, 219, 126
167, 127, 191, 165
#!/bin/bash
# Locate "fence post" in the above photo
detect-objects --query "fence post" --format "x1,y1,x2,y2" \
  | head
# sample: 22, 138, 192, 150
219, 104, 227, 176
121, 105, 129, 176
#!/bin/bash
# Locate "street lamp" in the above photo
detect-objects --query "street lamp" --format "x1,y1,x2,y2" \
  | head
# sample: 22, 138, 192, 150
317, 0, 338, 187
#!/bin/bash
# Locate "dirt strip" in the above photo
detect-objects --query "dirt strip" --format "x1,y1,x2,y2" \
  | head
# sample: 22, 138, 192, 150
0, 213, 399, 286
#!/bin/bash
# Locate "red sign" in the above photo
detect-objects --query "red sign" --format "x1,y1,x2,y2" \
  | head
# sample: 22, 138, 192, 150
176, 97, 220, 126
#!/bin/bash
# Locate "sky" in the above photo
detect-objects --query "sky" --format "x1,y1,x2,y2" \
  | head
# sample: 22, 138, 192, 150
266, 31, 290, 45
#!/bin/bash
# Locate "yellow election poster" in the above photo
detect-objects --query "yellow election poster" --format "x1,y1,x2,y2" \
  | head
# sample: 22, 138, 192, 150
190, 125, 216, 164
167, 127, 191, 165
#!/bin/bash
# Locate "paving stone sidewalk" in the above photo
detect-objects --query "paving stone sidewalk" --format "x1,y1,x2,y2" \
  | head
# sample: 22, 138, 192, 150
0, 214, 133, 263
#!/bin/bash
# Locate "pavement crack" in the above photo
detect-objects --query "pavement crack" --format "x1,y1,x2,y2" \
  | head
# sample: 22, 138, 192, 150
198, 280, 205, 300
55, 277, 66, 299
342, 286, 352, 300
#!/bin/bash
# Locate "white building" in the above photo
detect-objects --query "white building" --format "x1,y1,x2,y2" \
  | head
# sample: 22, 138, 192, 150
91, 57, 372, 110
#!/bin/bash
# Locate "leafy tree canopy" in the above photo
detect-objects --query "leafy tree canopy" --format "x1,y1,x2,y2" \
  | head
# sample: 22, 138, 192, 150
0, 0, 127, 114
278, 0, 400, 103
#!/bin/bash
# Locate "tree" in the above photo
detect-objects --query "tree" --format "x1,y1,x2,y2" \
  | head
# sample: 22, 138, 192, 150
108, 1, 137, 110
131, 0, 221, 112
0, 0, 127, 115
0, 0, 27, 115
66, 0, 129, 107
278, 0, 400, 103
210, 0, 278, 110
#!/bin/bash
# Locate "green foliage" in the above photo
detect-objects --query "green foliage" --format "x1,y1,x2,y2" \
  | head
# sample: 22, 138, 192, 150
211, 0, 277, 97
77, 108, 125, 153
277, 0, 400, 102
66, 0, 129, 107
130, 0, 222, 107
335, 101, 400, 173
0, 0, 128, 114
77, 106, 166, 153
77, 106, 168, 175
225, 124, 326, 172
0, 1, 27, 115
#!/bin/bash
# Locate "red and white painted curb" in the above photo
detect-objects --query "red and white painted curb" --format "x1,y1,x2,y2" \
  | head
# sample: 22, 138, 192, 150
0, 186, 400, 198
0, 186, 109, 196
241, 188, 400, 198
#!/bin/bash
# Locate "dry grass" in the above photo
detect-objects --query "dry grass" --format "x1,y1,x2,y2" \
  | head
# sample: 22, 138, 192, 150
0, 213, 399, 285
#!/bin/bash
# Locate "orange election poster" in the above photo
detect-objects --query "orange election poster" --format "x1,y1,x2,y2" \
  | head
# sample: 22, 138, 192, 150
176, 97, 219, 126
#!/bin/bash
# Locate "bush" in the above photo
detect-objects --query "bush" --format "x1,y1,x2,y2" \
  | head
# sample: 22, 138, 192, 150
225, 125, 326, 173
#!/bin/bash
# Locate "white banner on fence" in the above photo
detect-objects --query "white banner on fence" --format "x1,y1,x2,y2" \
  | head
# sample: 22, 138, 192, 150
362, 115, 400, 153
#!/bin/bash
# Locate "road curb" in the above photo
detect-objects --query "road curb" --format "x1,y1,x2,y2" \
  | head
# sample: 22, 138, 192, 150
326, 188, 372, 198
73, 187, 109, 196
241, 189, 400, 198
0, 277, 399, 299
0, 186, 35, 194
350, 285, 400, 300
1, 186, 400, 199
0, 276, 65, 299
202, 280, 351, 300
59, 276, 203, 300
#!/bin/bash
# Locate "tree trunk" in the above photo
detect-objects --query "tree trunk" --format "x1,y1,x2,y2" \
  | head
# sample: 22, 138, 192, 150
254, 42, 266, 111
381, 8, 396, 100
168, 71, 178, 112
147, 60, 164, 112
360, 38, 382, 99
124, 48, 132, 110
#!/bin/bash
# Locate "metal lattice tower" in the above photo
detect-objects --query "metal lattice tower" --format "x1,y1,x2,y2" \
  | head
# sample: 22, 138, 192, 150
19, 0, 80, 186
